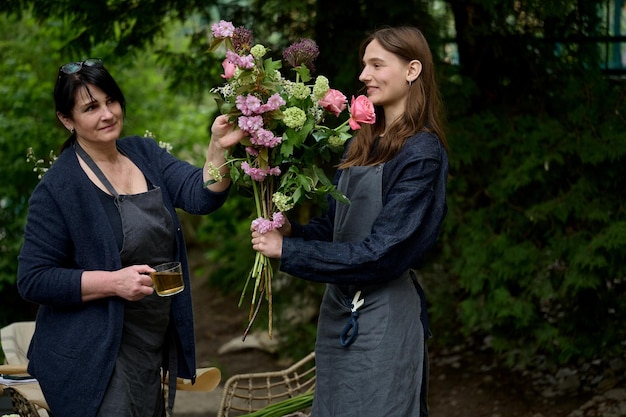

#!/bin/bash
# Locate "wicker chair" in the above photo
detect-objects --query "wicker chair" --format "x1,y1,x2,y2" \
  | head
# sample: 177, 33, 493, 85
217, 351, 316, 417
0, 321, 49, 417
0, 321, 221, 417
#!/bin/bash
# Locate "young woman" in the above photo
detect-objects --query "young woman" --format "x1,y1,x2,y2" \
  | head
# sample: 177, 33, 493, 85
251, 26, 449, 416
17, 59, 245, 417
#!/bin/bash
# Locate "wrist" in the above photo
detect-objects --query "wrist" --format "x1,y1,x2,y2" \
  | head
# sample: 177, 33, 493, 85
279, 222, 293, 237
204, 161, 228, 187
208, 136, 230, 154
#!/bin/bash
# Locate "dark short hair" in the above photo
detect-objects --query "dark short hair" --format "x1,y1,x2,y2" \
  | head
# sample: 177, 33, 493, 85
54, 62, 126, 150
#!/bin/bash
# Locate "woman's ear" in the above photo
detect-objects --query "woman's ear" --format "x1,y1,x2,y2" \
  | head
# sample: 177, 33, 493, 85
407, 59, 423, 84
57, 111, 73, 132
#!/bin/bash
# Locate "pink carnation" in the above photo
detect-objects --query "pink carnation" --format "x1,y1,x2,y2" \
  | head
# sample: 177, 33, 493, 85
225, 50, 255, 70
241, 162, 281, 182
271, 212, 286, 229
241, 162, 267, 181
211, 20, 235, 38
251, 129, 282, 148
237, 54, 255, 69
259, 94, 286, 112
251, 218, 274, 234
251, 212, 286, 234
238, 115, 264, 133
236, 94, 263, 116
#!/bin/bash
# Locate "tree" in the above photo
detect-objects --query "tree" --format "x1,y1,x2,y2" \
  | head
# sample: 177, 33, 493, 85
433, 0, 626, 366
445, 0, 605, 109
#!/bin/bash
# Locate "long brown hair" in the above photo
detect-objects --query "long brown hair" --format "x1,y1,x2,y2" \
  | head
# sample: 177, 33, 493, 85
340, 26, 447, 169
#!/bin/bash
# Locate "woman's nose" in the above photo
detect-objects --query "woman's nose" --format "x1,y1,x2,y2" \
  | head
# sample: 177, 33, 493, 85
358, 68, 369, 82
101, 106, 114, 118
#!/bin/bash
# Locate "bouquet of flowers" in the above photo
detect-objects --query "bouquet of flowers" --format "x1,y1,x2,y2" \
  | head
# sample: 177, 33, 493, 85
207, 21, 375, 339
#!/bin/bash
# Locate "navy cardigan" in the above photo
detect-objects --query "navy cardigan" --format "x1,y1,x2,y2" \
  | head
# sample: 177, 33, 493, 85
17, 136, 228, 417
281, 131, 448, 284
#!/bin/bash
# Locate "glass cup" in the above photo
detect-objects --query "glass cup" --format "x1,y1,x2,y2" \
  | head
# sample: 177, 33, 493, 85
150, 261, 184, 296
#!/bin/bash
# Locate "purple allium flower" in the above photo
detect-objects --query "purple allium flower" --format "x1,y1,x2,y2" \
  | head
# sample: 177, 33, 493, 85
232, 26, 254, 53
283, 39, 319, 71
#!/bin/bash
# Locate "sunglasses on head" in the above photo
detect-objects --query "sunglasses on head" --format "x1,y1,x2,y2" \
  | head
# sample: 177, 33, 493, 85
59, 58, 104, 75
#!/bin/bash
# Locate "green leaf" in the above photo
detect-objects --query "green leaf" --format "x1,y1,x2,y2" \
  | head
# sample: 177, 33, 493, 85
280, 136, 294, 158
264, 57, 282, 74
328, 188, 350, 205
293, 65, 312, 83
206, 37, 224, 53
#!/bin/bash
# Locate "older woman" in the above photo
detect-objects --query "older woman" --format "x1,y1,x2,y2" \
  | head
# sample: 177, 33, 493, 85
18, 59, 245, 417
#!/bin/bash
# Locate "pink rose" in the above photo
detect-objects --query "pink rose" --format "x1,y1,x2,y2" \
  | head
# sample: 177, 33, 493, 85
318, 89, 347, 117
348, 95, 376, 130
221, 59, 236, 79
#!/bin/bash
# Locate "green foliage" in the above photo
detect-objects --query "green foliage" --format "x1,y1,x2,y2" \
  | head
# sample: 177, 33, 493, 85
434, 63, 626, 365
193, 193, 257, 291
0, 11, 64, 324
0, 0, 219, 56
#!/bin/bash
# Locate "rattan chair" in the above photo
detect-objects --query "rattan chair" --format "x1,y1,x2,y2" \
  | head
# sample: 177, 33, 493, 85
217, 351, 315, 417
0, 321, 49, 417
0, 321, 221, 417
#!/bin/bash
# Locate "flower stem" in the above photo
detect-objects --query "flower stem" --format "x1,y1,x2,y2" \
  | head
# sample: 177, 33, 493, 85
247, 155, 264, 219
241, 158, 275, 340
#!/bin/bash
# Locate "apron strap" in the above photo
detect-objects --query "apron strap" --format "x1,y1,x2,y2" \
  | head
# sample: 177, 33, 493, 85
74, 142, 120, 198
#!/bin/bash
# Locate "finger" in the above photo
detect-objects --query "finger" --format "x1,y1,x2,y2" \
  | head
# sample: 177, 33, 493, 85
140, 274, 154, 286
221, 129, 247, 148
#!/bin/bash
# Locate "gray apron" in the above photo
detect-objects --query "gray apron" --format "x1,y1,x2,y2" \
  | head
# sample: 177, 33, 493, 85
75, 144, 176, 417
312, 164, 424, 417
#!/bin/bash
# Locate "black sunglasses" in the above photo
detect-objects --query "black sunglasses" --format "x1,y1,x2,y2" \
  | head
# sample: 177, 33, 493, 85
59, 58, 104, 75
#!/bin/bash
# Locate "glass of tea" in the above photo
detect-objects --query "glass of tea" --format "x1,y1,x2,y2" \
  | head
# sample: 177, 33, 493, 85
150, 261, 184, 296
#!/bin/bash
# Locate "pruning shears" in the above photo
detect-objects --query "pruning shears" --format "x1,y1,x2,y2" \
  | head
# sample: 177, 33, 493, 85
339, 290, 364, 347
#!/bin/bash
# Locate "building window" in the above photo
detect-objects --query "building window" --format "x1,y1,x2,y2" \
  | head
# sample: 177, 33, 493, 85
602, 0, 626, 73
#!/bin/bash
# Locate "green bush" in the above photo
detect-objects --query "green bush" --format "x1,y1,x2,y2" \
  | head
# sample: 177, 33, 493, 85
432, 70, 626, 366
